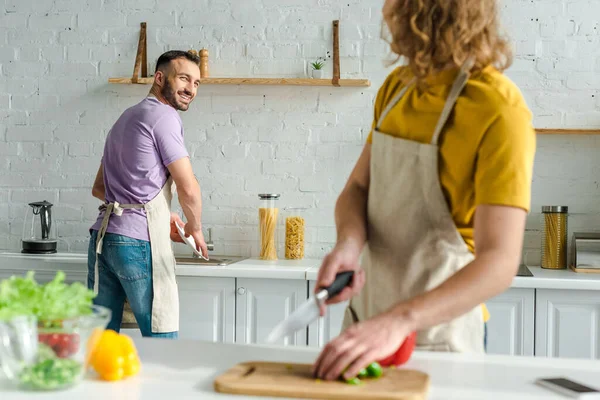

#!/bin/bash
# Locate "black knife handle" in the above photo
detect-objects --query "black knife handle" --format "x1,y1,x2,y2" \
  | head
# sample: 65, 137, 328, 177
322, 271, 355, 299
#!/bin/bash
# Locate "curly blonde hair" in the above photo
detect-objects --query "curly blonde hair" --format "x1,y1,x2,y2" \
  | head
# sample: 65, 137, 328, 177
382, 0, 512, 81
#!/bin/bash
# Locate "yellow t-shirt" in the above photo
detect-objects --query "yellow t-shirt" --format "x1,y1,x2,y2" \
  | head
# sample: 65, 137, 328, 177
367, 65, 536, 323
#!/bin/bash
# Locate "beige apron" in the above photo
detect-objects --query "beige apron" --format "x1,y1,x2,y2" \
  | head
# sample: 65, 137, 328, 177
93, 177, 179, 333
342, 60, 484, 353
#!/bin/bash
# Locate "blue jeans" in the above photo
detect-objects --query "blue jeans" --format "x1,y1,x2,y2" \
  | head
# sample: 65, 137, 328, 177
87, 230, 177, 338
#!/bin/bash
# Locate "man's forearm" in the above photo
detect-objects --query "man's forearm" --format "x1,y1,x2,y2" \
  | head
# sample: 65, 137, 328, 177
178, 180, 203, 228
92, 164, 105, 201
390, 251, 518, 331
335, 183, 369, 252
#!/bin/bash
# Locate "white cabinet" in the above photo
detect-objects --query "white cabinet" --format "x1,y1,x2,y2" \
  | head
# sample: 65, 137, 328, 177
307, 280, 348, 348
535, 289, 600, 359
485, 288, 535, 356
177, 276, 235, 343
235, 278, 307, 346
121, 328, 143, 339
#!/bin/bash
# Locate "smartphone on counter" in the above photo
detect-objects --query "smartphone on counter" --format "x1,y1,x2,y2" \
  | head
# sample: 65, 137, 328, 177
535, 377, 600, 399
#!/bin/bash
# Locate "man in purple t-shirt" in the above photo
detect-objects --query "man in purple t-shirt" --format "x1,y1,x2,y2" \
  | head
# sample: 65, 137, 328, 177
88, 50, 208, 338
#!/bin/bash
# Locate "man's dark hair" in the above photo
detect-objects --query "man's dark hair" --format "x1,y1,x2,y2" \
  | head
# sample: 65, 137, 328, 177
154, 50, 200, 73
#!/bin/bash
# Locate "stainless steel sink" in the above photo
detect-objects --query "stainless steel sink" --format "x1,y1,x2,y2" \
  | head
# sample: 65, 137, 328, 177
516, 264, 533, 277
175, 255, 248, 266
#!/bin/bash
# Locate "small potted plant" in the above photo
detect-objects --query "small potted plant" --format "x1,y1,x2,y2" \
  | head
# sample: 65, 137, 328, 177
310, 57, 326, 79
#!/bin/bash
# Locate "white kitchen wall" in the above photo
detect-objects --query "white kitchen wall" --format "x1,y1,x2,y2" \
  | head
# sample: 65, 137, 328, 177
0, 0, 599, 263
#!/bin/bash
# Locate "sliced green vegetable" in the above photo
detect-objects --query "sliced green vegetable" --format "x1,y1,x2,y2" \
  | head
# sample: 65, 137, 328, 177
18, 344, 82, 390
339, 361, 384, 384
366, 362, 383, 378
345, 377, 362, 385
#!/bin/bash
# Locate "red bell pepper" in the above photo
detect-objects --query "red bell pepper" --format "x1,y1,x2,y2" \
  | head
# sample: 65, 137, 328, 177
377, 331, 417, 366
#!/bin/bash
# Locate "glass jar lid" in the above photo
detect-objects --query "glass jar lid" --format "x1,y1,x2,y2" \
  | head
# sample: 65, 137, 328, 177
258, 194, 280, 200
542, 206, 568, 213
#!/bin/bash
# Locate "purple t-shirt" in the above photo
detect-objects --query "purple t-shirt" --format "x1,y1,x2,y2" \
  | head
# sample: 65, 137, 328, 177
91, 97, 189, 242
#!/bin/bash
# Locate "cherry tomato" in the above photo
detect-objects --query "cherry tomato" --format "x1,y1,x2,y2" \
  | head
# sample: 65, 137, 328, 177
38, 333, 80, 358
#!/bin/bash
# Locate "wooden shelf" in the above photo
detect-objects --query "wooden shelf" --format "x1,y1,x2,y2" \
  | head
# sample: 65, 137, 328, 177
535, 129, 600, 135
110, 21, 369, 88
108, 77, 371, 87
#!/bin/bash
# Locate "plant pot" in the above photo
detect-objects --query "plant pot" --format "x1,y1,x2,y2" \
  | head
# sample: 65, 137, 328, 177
312, 69, 324, 79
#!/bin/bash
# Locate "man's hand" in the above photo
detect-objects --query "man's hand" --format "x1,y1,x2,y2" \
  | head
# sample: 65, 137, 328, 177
312, 309, 416, 381
184, 222, 209, 259
170, 213, 185, 243
314, 240, 365, 316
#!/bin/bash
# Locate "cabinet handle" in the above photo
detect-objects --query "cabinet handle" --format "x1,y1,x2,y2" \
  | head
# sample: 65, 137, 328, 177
237, 287, 246, 295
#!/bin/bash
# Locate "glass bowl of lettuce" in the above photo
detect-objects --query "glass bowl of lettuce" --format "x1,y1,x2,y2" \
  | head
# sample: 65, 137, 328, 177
0, 271, 111, 391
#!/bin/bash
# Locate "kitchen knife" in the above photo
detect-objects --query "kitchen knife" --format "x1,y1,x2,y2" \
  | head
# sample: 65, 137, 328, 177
265, 271, 354, 344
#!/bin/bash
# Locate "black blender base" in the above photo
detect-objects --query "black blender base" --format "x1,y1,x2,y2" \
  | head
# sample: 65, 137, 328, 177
21, 240, 58, 254
21, 249, 57, 254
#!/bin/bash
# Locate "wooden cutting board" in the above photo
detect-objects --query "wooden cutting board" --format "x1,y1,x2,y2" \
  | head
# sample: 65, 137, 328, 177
213, 361, 430, 400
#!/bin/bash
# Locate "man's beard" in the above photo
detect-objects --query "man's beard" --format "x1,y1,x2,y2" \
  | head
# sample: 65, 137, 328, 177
161, 79, 190, 111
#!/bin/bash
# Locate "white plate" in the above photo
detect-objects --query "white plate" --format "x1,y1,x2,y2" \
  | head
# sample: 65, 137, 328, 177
175, 221, 209, 260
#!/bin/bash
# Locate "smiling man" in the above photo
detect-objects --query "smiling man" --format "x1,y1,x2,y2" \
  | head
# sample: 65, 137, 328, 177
87, 50, 208, 339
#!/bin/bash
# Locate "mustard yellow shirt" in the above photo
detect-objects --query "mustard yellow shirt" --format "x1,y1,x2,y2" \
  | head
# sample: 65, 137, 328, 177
367, 65, 537, 322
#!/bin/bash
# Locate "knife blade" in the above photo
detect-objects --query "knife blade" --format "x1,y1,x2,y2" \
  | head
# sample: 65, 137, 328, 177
265, 271, 354, 344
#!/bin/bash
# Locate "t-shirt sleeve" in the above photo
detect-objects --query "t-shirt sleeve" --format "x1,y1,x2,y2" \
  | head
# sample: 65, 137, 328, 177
474, 106, 536, 212
152, 112, 189, 167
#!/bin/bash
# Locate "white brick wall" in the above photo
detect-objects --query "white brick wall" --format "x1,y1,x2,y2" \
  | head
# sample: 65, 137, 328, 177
0, 0, 599, 264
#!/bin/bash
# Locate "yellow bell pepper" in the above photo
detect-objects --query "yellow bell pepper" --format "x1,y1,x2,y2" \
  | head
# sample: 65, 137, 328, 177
87, 329, 141, 381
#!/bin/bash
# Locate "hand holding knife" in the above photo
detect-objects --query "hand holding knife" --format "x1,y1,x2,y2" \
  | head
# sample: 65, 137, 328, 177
265, 271, 355, 344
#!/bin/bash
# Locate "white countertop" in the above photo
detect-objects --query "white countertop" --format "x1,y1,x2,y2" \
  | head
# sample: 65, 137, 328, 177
2, 251, 600, 290
0, 252, 321, 280
177, 258, 319, 279
1, 338, 599, 399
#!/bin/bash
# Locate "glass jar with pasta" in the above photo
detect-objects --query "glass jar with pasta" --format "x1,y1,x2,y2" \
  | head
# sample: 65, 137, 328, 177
541, 205, 568, 269
282, 208, 306, 260
258, 194, 280, 260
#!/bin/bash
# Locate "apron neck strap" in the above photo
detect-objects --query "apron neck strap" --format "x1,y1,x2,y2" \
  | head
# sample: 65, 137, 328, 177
375, 77, 416, 131
430, 57, 475, 146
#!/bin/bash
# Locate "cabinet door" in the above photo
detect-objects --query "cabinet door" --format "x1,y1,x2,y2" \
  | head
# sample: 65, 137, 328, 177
485, 288, 535, 356
120, 328, 143, 339
235, 278, 307, 346
536, 289, 600, 359
307, 280, 348, 348
177, 276, 235, 343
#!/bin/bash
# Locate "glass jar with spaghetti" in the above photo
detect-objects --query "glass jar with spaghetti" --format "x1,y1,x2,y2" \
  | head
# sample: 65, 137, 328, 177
258, 194, 280, 260
541, 205, 568, 269
282, 208, 306, 260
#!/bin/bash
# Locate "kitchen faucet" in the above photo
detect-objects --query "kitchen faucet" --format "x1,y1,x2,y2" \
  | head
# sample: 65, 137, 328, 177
207, 227, 214, 251
193, 227, 214, 258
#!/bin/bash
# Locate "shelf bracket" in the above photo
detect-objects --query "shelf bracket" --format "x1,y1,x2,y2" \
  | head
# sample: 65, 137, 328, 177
332, 20, 340, 87
131, 22, 147, 84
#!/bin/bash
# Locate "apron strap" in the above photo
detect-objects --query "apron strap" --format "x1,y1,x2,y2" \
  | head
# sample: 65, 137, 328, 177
93, 201, 144, 294
95, 202, 144, 254
430, 57, 475, 146
375, 78, 416, 132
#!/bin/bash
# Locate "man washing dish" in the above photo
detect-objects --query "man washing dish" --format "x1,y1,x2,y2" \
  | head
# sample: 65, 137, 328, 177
88, 50, 208, 338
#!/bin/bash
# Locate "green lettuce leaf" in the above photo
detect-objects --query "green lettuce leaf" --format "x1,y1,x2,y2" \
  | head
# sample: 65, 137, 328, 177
0, 271, 95, 322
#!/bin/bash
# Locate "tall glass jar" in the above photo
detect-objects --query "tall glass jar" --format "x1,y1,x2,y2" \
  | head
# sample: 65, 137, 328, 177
258, 194, 280, 260
541, 205, 568, 269
283, 208, 306, 260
